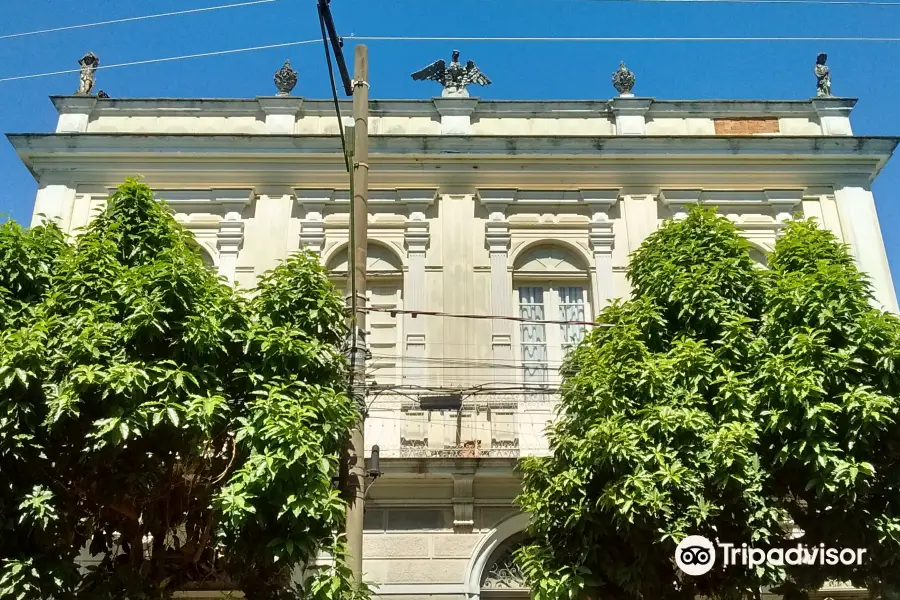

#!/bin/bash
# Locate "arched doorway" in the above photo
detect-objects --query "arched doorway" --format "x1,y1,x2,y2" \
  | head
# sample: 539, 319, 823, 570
464, 513, 531, 600
480, 531, 530, 598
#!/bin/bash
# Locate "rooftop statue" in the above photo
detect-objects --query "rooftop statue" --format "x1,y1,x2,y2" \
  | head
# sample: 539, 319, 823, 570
76, 52, 99, 96
815, 53, 832, 97
411, 50, 492, 97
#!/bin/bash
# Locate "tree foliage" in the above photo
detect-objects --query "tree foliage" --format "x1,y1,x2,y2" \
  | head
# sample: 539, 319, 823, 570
0, 179, 366, 600
517, 207, 900, 600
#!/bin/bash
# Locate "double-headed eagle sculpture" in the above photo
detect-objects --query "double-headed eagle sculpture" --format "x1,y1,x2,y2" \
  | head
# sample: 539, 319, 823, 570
411, 50, 492, 97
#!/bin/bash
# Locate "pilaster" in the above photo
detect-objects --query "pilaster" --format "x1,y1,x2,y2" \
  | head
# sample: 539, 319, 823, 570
294, 189, 331, 255
833, 181, 898, 313
216, 209, 244, 285
402, 191, 432, 378
31, 181, 76, 229
55, 96, 97, 133
432, 97, 480, 135
257, 97, 304, 134
581, 190, 620, 313
609, 97, 653, 136
478, 190, 516, 374
811, 97, 856, 136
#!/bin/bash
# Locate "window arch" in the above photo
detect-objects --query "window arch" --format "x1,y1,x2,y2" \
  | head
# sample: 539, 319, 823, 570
326, 242, 404, 385
749, 247, 769, 268
513, 244, 591, 385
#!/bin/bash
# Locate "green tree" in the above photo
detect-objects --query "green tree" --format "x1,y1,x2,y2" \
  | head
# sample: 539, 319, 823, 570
0, 180, 366, 600
517, 208, 900, 600
517, 208, 780, 600
758, 220, 900, 600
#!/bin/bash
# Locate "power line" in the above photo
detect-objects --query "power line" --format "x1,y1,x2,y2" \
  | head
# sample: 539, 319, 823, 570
362, 306, 607, 327
0, 0, 279, 41
5, 33, 900, 84
584, 0, 900, 5
0, 39, 322, 84
351, 35, 900, 42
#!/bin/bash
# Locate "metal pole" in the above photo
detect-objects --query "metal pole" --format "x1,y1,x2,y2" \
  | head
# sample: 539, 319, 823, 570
345, 43, 369, 585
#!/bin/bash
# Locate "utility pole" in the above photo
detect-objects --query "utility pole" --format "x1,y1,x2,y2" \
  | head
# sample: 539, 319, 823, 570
345, 43, 369, 584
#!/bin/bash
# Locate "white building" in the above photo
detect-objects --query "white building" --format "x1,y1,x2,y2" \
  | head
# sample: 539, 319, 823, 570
8, 91, 897, 600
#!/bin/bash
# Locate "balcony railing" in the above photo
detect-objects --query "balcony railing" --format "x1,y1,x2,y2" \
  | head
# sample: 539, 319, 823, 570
397, 440, 520, 459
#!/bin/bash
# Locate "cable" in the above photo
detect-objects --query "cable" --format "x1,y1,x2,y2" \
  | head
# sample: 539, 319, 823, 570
0, 38, 322, 84
352, 35, 900, 42
362, 306, 607, 327
584, 0, 900, 5
318, 5, 351, 174
0, 0, 279, 41
6, 33, 900, 84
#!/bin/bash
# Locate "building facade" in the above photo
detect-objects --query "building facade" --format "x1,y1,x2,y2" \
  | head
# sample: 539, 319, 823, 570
8, 92, 898, 600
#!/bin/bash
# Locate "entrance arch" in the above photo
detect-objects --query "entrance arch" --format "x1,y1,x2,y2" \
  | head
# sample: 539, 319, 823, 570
464, 513, 531, 600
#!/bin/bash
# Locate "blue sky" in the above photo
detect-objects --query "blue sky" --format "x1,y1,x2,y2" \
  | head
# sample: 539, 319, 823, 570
2, 0, 899, 280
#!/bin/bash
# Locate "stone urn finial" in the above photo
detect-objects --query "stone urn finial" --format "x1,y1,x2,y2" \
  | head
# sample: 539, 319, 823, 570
612, 61, 635, 97
274, 59, 298, 96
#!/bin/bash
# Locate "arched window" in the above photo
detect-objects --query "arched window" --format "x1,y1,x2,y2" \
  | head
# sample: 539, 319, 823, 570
327, 243, 404, 384
749, 247, 769, 268
513, 245, 592, 384
480, 532, 530, 598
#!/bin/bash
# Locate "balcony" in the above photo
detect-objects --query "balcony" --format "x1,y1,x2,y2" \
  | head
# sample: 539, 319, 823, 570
364, 394, 557, 460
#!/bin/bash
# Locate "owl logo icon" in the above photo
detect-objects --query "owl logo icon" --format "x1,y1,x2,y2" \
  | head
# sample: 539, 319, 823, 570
675, 535, 716, 576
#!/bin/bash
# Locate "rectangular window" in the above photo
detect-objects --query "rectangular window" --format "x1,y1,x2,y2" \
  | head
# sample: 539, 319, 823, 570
558, 286, 586, 353
517, 285, 589, 384
518, 287, 548, 383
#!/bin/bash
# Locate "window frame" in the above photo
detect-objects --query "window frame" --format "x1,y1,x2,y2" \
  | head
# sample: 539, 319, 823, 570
513, 279, 591, 386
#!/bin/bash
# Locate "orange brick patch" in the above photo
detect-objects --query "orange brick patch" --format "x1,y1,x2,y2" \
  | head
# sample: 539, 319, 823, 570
714, 118, 780, 135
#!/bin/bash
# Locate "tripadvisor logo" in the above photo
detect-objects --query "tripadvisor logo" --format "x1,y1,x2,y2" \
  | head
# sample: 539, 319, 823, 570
675, 535, 867, 576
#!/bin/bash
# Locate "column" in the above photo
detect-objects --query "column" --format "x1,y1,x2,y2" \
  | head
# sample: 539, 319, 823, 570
404, 210, 429, 381
580, 190, 619, 314
31, 182, 76, 229
834, 182, 899, 313
478, 190, 516, 375
257, 97, 304, 134
295, 189, 333, 256
217, 207, 244, 285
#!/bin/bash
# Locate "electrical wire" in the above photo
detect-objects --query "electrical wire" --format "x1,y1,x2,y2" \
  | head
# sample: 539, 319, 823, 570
0, 0, 279, 41
362, 306, 608, 327
318, 5, 351, 174
5, 33, 900, 84
584, 0, 900, 5
0, 38, 321, 84
351, 35, 900, 42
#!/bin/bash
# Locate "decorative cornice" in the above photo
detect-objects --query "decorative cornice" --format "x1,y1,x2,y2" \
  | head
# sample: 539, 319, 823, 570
294, 188, 437, 212
257, 96, 304, 115
432, 97, 480, 117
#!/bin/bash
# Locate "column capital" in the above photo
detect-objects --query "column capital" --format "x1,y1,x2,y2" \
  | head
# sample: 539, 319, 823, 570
404, 220, 430, 254
217, 218, 244, 253
589, 223, 616, 254
485, 221, 511, 253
